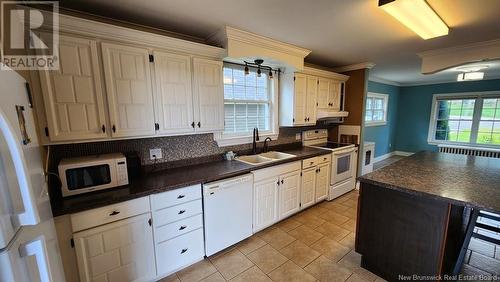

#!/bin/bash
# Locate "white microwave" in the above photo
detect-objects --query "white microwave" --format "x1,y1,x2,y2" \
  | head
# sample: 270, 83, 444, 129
58, 153, 129, 197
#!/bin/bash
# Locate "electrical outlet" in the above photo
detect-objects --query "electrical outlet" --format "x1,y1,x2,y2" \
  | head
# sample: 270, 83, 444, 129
149, 148, 162, 160
389, 143, 392, 148
296, 133, 302, 140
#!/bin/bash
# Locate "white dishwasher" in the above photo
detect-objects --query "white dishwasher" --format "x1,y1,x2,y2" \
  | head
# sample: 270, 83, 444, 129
203, 174, 253, 256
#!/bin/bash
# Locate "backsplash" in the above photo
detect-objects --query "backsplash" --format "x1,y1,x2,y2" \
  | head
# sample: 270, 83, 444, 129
48, 125, 333, 171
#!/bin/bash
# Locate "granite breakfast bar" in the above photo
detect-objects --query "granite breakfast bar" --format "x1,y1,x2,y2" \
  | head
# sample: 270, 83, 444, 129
356, 151, 500, 281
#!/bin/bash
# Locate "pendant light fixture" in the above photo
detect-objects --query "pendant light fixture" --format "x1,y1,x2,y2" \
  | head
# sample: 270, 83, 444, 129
244, 63, 249, 75
269, 70, 273, 79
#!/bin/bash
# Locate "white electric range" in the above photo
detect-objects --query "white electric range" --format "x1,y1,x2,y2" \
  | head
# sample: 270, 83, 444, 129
303, 129, 358, 200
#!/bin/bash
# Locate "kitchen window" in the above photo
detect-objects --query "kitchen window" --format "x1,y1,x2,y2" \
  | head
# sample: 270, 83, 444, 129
428, 92, 500, 146
365, 93, 388, 126
214, 63, 278, 146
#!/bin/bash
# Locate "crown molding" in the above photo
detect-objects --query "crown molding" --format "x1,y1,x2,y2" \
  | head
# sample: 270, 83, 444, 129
368, 76, 401, 86
302, 66, 349, 81
332, 62, 376, 73
418, 39, 500, 74
208, 26, 311, 70
39, 11, 226, 58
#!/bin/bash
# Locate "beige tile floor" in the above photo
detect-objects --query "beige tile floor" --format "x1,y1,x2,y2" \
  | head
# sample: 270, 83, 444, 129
158, 190, 387, 282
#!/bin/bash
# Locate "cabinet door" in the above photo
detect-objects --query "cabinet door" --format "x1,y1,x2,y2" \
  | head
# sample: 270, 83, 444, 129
39, 35, 107, 141
73, 213, 156, 282
300, 168, 316, 209
101, 42, 156, 138
153, 51, 194, 134
317, 78, 330, 109
279, 171, 301, 219
305, 76, 318, 124
192, 58, 224, 132
253, 177, 279, 232
293, 73, 307, 125
330, 81, 342, 111
315, 163, 330, 202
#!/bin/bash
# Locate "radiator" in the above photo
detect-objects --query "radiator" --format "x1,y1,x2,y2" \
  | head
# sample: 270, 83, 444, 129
438, 145, 500, 158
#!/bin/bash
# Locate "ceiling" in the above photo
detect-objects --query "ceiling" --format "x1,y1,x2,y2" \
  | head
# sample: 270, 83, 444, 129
59, 0, 500, 85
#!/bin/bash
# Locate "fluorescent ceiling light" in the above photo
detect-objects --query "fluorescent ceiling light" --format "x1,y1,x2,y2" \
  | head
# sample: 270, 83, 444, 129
457, 72, 484, 82
379, 0, 449, 40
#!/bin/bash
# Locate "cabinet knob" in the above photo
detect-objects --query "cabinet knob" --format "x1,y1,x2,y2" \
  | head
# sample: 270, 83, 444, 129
112, 125, 116, 133
191, 122, 195, 128
181, 248, 188, 254
281, 179, 284, 184
178, 210, 186, 214
109, 210, 120, 216
101, 125, 105, 133
179, 225, 187, 230
277, 180, 280, 186
177, 194, 185, 199
197, 121, 201, 128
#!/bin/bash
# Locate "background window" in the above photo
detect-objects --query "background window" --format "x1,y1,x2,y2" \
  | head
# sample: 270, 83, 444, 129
429, 94, 500, 146
365, 93, 388, 126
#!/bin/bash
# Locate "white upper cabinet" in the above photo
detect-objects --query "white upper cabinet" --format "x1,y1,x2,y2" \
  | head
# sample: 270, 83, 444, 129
292, 73, 307, 126
39, 35, 107, 141
101, 42, 156, 138
153, 51, 194, 134
305, 75, 318, 125
317, 78, 330, 109
192, 58, 224, 132
329, 81, 342, 111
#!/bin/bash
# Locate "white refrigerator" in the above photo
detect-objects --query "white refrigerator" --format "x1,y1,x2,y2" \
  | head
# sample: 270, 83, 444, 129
0, 66, 65, 282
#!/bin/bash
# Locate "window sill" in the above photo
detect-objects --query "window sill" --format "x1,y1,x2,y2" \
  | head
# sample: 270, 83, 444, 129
365, 121, 387, 127
214, 132, 279, 147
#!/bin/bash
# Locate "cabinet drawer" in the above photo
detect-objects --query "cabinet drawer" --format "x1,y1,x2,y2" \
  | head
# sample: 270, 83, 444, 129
155, 228, 205, 277
71, 197, 150, 232
153, 199, 202, 227
302, 157, 318, 169
317, 154, 331, 164
151, 184, 201, 211
155, 214, 203, 243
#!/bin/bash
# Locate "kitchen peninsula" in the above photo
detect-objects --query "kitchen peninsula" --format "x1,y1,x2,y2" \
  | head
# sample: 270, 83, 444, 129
356, 151, 500, 281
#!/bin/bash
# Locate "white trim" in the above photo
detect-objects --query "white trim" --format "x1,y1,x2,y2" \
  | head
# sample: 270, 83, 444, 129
427, 91, 500, 147
417, 39, 500, 74
301, 66, 349, 81
397, 76, 500, 87
40, 11, 226, 58
368, 77, 401, 87
373, 152, 395, 163
365, 92, 389, 126
394, 151, 414, 157
332, 62, 376, 73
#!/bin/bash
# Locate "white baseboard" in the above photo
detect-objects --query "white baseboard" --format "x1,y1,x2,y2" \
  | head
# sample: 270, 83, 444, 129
394, 151, 414, 157
373, 150, 414, 163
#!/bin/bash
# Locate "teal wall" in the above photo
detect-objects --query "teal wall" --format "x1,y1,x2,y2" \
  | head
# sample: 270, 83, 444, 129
364, 81, 400, 157
395, 79, 500, 152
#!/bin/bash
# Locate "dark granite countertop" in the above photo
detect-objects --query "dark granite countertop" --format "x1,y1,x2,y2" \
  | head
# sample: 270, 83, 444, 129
51, 146, 331, 216
358, 151, 500, 213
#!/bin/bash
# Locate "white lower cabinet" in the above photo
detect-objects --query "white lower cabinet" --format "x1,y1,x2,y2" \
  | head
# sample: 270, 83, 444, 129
300, 167, 317, 209
252, 161, 301, 232
150, 185, 204, 277
73, 213, 156, 282
315, 162, 330, 202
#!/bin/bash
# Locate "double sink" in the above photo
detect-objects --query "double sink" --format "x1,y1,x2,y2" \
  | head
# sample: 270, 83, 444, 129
235, 151, 296, 166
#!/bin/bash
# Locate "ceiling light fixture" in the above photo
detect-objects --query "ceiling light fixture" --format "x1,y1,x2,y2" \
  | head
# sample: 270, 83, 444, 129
244, 63, 249, 75
241, 59, 280, 80
379, 0, 449, 40
457, 72, 484, 82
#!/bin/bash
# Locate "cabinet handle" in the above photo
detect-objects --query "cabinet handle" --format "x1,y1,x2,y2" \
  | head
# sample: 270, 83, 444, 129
112, 125, 116, 133
177, 194, 185, 199
277, 180, 280, 186
179, 225, 187, 230
101, 125, 105, 133
109, 210, 120, 216
318, 168, 321, 172
197, 121, 201, 128
178, 210, 186, 214
191, 122, 195, 128
304, 118, 307, 122
181, 248, 188, 254
281, 179, 284, 184
310, 161, 314, 165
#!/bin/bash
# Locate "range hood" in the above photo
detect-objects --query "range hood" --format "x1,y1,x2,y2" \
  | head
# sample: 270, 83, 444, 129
316, 109, 349, 120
